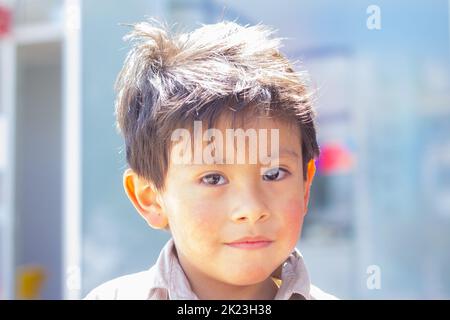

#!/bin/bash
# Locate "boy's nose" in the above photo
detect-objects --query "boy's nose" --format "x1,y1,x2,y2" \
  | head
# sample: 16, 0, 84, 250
229, 189, 270, 224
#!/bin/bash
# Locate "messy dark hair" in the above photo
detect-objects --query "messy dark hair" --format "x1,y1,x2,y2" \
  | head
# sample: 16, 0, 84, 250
115, 19, 320, 191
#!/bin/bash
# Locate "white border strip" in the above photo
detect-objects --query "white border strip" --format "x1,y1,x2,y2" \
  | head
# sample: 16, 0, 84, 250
1, 33, 16, 300
62, 0, 82, 300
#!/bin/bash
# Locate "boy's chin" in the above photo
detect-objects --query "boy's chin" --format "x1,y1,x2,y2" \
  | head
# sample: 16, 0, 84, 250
222, 266, 275, 286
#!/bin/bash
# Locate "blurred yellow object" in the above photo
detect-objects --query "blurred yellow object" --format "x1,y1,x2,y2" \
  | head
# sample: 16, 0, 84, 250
16, 265, 46, 300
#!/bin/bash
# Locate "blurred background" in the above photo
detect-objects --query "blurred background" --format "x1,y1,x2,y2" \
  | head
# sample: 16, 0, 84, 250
0, 0, 449, 299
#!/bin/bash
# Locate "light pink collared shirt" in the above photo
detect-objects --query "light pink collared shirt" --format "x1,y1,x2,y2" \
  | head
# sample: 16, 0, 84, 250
84, 238, 337, 300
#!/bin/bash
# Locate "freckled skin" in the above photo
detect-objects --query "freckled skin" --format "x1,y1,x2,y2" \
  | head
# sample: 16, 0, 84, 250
283, 197, 305, 249
155, 116, 315, 299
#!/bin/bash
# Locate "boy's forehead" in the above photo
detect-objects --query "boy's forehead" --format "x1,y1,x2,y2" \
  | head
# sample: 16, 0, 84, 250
177, 112, 301, 143
168, 113, 302, 168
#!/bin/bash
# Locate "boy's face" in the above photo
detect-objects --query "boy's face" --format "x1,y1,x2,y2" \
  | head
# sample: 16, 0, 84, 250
125, 115, 315, 287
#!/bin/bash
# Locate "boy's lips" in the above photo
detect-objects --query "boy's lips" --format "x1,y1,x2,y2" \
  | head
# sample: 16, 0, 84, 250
225, 236, 273, 249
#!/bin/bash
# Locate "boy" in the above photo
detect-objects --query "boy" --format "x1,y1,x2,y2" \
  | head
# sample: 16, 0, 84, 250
85, 19, 336, 300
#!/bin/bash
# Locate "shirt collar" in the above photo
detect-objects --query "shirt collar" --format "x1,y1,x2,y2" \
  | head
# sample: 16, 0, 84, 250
146, 238, 198, 299
147, 238, 312, 300
272, 247, 312, 300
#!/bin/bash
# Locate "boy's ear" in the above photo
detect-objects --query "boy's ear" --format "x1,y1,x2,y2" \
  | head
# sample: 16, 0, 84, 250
123, 169, 168, 229
303, 160, 316, 213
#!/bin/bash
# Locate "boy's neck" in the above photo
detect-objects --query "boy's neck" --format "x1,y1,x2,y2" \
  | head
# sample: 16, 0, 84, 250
176, 249, 279, 300
191, 273, 278, 300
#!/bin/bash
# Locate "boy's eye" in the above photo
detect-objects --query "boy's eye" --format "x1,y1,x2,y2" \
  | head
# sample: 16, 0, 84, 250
201, 173, 228, 186
262, 167, 290, 181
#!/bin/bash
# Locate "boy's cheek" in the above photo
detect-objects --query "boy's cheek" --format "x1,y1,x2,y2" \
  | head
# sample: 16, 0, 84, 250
285, 197, 304, 218
282, 198, 305, 236
182, 201, 224, 232
170, 203, 222, 252
165, 194, 220, 236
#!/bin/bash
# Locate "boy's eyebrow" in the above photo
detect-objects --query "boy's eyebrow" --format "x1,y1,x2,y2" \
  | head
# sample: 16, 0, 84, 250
175, 147, 300, 167
197, 147, 300, 165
